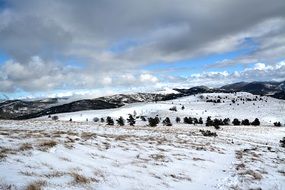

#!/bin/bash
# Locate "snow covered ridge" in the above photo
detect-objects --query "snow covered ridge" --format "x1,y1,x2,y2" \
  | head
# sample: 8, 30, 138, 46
0, 120, 284, 190
49, 92, 285, 126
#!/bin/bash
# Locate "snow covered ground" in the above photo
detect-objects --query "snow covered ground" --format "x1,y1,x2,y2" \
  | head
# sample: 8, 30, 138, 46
48, 92, 285, 125
0, 92, 284, 190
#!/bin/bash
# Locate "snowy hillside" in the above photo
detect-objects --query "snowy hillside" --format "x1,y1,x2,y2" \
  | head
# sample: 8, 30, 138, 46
48, 92, 285, 125
0, 92, 285, 190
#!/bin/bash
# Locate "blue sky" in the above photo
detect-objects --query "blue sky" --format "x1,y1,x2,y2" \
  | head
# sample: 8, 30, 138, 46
0, 0, 285, 99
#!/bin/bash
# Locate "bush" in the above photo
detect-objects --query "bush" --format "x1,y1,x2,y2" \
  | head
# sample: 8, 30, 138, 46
274, 122, 282, 127
52, 116, 59, 121
127, 114, 136, 126
106, 116, 114, 125
213, 119, 222, 129
116, 116, 125, 126
232, 118, 241, 126
148, 117, 160, 127
193, 118, 199, 125
200, 130, 217, 137
184, 117, 193, 124
100, 118, 105, 122
140, 116, 147, 122
176, 117, 181, 123
169, 106, 177, 111
181, 105, 185, 110
223, 118, 230, 125
93, 117, 99, 122
251, 118, 260, 126
241, 119, 250, 125
162, 117, 172, 126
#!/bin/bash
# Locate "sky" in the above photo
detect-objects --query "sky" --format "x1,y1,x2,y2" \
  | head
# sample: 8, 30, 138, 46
0, 0, 285, 99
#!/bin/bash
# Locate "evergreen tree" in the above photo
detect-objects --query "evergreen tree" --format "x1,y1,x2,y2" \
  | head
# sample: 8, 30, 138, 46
206, 116, 213, 126
116, 116, 125, 126
232, 118, 241, 126
198, 117, 203, 124
241, 119, 250, 125
251, 118, 260, 126
148, 117, 159, 127
162, 117, 172, 126
176, 117, 181, 123
127, 114, 136, 126
106, 116, 114, 125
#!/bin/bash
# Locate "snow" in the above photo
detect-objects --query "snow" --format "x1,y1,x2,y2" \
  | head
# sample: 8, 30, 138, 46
46, 92, 285, 125
0, 92, 285, 189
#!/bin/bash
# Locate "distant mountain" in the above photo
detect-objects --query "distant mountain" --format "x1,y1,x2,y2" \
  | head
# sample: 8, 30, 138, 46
1, 80, 284, 120
220, 81, 285, 95
0, 93, 168, 120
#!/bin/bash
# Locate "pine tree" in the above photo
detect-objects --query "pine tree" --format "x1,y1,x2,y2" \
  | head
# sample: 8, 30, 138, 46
116, 116, 125, 126
127, 114, 136, 126
232, 118, 241, 126
176, 117, 181, 123
106, 116, 114, 125
251, 118, 260, 126
162, 117, 172, 126
241, 119, 250, 125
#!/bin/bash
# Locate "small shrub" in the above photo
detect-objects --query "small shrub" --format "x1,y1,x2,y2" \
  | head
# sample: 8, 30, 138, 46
232, 118, 241, 126
140, 116, 147, 121
51, 116, 59, 121
251, 118, 260, 126
176, 117, 181, 123
93, 117, 99, 122
274, 122, 282, 127
162, 117, 172, 126
241, 119, 250, 125
169, 106, 177, 112
200, 130, 217, 137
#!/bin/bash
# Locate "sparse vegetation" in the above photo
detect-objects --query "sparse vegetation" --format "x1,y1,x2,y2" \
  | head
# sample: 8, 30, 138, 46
162, 117, 172, 126
106, 116, 114, 125
116, 116, 125, 126
148, 117, 160, 127
127, 114, 136, 126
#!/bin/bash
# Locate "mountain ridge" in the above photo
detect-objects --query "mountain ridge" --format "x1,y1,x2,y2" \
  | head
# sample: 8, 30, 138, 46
0, 80, 284, 120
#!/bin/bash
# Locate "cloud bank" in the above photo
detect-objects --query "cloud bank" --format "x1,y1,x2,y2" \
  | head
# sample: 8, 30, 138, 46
0, 0, 284, 96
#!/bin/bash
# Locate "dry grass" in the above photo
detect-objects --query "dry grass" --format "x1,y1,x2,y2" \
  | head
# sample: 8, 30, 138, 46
0, 147, 17, 160
70, 172, 90, 184
19, 143, 33, 151
25, 180, 46, 190
239, 169, 263, 180
81, 132, 97, 140
38, 140, 57, 151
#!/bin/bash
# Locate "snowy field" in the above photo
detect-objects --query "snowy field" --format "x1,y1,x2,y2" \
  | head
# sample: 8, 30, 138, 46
49, 92, 285, 125
0, 92, 284, 190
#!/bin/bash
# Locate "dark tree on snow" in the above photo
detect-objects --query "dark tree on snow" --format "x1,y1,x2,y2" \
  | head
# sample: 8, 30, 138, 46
127, 114, 136, 126
116, 116, 125, 126
162, 117, 172, 126
106, 116, 114, 125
